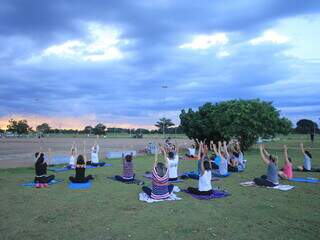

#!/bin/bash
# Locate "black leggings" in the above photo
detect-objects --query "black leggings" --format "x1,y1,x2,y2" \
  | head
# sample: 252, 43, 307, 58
114, 175, 135, 182
253, 175, 277, 187
34, 175, 55, 183
142, 184, 174, 197
187, 187, 213, 195
185, 154, 195, 158
169, 177, 178, 182
87, 162, 105, 167
228, 165, 239, 172
211, 162, 219, 170
69, 175, 94, 183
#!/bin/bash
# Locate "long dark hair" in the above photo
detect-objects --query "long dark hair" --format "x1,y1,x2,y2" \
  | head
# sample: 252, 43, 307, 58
305, 151, 312, 159
35, 152, 45, 164
125, 154, 132, 162
76, 155, 85, 165
155, 162, 167, 177
168, 152, 175, 159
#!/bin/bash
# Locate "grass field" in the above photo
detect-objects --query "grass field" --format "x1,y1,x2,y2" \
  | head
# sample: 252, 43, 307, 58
1, 135, 320, 240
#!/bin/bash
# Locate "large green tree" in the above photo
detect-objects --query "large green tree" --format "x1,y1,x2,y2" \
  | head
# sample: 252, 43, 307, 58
295, 119, 317, 134
7, 119, 32, 134
93, 123, 106, 135
180, 99, 292, 150
36, 123, 51, 133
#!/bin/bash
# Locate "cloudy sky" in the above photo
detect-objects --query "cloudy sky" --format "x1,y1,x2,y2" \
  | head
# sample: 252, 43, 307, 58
0, 0, 320, 129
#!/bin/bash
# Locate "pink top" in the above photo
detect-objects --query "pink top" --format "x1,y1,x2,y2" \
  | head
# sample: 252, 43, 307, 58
283, 162, 293, 179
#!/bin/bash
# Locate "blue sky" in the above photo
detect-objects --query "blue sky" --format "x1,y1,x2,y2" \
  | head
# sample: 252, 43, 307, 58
0, 0, 320, 129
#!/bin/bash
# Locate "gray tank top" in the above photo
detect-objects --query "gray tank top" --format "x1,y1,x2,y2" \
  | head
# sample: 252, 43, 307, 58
267, 162, 279, 184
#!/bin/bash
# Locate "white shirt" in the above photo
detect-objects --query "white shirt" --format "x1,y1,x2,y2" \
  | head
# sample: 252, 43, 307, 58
91, 145, 100, 163
69, 155, 75, 165
168, 155, 179, 179
188, 148, 196, 156
199, 170, 212, 191
304, 154, 312, 170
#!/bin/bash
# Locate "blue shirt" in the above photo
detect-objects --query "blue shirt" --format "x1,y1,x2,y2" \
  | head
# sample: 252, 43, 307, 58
267, 162, 279, 184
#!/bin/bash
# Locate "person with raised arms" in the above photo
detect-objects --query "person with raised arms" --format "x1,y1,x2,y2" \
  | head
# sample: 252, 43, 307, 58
142, 146, 174, 200
34, 148, 55, 188
68, 142, 77, 167
253, 145, 279, 187
114, 152, 135, 182
212, 141, 229, 176
87, 138, 105, 167
184, 142, 196, 158
233, 141, 246, 171
69, 155, 94, 183
187, 142, 213, 195
278, 145, 293, 179
166, 141, 180, 182
297, 142, 312, 172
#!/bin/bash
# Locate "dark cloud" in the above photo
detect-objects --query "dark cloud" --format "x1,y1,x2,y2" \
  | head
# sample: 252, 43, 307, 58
0, 0, 320, 125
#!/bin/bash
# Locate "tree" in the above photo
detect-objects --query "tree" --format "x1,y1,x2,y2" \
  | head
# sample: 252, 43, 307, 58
6, 119, 32, 134
155, 118, 175, 134
36, 123, 51, 134
84, 126, 93, 134
135, 128, 150, 134
296, 119, 318, 134
93, 123, 106, 135
180, 99, 292, 150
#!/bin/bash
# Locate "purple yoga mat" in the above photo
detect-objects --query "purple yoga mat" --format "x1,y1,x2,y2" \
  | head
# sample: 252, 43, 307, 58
182, 189, 230, 200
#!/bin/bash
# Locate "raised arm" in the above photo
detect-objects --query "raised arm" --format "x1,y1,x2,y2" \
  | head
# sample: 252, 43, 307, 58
209, 141, 214, 151
283, 145, 290, 165
218, 141, 222, 156
223, 141, 229, 157
212, 143, 219, 156
153, 145, 159, 167
260, 145, 270, 165
200, 155, 205, 175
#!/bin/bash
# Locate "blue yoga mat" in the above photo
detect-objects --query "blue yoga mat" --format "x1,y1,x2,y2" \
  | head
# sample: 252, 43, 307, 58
69, 181, 92, 190
49, 163, 112, 172
212, 172, 231, 178
288, 177, 320, 183
20, 179, 64, 187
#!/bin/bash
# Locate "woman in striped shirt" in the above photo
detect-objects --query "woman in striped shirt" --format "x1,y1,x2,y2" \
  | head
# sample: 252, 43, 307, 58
142, 146, 174, 200
114, 153, 135, 182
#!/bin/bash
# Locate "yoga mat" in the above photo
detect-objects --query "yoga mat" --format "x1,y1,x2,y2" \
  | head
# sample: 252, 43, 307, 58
240, 181, 295, 191
20, 179, 64, 187
69, 181, 92, 190
107, 176, 144, 185
182, 189, 230, 200
48, 163, 112, 172
293, 168, 320, 172
212, 172, 231, 178
288, 177, 320, 183
143, 174, 184, 183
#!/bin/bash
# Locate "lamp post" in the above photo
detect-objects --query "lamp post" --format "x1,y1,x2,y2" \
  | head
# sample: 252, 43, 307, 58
161, 84, 168, 139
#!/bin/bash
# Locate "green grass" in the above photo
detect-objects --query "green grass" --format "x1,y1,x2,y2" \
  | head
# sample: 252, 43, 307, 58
1, 135, 320, 240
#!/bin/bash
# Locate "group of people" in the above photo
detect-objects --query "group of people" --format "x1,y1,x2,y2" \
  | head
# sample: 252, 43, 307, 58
253, 142, 316, 187
34, 140, 106, 187
33, 138, 317, 201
